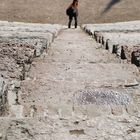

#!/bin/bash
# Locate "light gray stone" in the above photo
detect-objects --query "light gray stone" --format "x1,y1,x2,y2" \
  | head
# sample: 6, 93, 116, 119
0, 21, 63, 37
0, 133, 2, 138
82, 20, 140, 34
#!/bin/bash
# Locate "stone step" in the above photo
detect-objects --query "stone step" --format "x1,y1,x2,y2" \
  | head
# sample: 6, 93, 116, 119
0, 110, 140, 140
82, 20, 140, 35
27, 88, 136, 118
19, 62, 139, 118
0, 31, 54, 46
0, 21, 63, 37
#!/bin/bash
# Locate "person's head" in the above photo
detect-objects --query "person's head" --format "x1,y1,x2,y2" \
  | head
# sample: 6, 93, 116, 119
72, 0, 78, 5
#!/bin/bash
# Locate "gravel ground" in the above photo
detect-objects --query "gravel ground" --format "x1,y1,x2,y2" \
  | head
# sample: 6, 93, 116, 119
0, 0, 140, 24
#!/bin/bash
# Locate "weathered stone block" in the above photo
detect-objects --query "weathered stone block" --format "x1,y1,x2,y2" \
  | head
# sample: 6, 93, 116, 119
0, 76, 8, 116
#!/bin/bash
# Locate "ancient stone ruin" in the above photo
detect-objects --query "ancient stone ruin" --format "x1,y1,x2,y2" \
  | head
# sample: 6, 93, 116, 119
0, 20, 140, 140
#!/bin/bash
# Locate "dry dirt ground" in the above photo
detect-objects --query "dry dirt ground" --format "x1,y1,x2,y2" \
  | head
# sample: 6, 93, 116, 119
0, 0, 140, 24
0, 27, 140, 140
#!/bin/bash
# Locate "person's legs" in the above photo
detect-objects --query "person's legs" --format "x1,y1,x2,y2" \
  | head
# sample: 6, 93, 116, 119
68, 16, 73, 28
74, 15, 78, 28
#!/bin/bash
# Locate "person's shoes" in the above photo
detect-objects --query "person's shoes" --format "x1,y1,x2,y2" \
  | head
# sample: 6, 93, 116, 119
75, 25, 77, 28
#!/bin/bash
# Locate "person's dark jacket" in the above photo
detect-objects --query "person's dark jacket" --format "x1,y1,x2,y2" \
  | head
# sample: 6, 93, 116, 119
66, 3, 78, 17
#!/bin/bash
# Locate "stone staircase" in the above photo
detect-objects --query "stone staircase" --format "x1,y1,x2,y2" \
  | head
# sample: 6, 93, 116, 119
82, 20, 140, 68
0, 21, 140, 140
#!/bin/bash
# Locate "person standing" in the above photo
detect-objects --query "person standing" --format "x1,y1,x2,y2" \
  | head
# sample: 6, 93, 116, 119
66, 0, 78, 28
